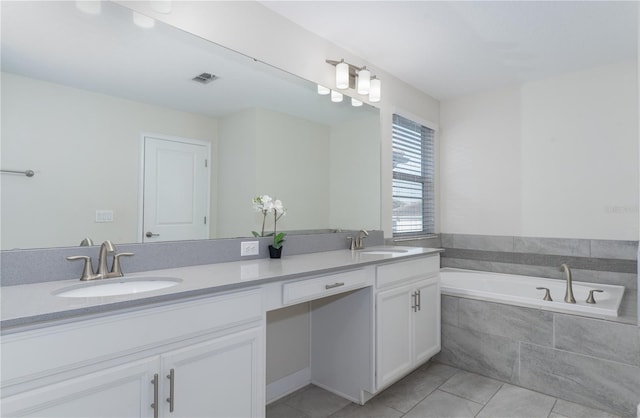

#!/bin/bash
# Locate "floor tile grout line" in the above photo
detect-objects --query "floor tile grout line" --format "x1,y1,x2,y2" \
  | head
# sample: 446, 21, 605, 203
472, 380, 505, 418
547, 398, 559, 418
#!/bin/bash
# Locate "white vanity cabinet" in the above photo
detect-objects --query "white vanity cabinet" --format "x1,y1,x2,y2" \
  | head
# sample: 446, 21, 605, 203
1, 289, 265, 418
375, 255, 440, 390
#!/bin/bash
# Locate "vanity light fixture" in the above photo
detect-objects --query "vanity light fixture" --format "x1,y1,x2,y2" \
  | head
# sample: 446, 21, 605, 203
357, 67, 370, 95
331, 90, 343, 103
75, 1, 102, 15
351, 98, 363, 107
335, 60, 349, 89
326, 58, 381, 102
133, 11, 155, 28
317, 84, 330, 95
369, 76, 381, 103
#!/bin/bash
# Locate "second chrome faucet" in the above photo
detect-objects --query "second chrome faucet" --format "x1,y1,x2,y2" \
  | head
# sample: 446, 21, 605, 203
67, 240, 134, 281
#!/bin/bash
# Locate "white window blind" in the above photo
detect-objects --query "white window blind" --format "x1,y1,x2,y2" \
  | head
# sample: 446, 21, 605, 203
392, 114, 435, 237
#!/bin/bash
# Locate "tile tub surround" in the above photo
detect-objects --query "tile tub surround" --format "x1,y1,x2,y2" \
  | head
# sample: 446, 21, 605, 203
439, 233, 638, 324
0, 230, 384, 286
436, 295, 640, 417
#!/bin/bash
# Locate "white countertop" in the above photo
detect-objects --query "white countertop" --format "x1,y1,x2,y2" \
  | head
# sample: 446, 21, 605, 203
1, 246, 441, 331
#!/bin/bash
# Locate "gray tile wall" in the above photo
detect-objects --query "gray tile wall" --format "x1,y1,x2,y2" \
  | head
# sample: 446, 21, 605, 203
439, 233, 638, 324
0, 231, 385, 286
435, 295, 640, 417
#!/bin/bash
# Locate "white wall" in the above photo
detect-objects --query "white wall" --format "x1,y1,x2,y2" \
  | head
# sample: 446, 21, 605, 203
1, 72, 218, 249
440, 62, 639, 240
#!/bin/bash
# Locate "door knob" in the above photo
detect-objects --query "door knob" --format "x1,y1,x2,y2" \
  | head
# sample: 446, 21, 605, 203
146, 231, 160, 238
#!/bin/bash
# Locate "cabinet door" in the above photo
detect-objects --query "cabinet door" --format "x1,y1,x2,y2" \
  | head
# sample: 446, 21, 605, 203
413, 277, 441, 364
2, 357, 157, 418
161, 327, 264, 418
376, 283, 413, 389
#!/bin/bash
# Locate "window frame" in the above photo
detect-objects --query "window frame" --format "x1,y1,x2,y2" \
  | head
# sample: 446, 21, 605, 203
391, 113, 437, 239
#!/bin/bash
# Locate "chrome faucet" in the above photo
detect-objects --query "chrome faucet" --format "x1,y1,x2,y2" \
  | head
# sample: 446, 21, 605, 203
560, 263, 576, 303
67, 240, 134, 281
348, 229, 369, 250
96, 240, 116, 278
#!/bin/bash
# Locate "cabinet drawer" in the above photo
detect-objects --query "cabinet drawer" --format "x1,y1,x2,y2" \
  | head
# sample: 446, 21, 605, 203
376, 255, 439, 289
1, 288, 263, 387
282, 269, 369, 305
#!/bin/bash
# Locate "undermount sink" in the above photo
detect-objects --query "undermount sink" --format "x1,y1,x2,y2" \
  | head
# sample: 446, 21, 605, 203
359, 248, 409, 255
55, 277, 182, 298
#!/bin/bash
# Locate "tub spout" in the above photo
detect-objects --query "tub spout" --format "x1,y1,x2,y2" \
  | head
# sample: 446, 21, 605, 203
560, 263, 576, 303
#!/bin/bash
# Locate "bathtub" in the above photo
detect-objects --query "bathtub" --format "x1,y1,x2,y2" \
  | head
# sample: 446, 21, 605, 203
439, 268, 625, 320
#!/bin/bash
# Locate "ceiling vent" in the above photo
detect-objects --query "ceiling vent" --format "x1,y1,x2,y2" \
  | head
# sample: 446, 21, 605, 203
192, 73, 217, 84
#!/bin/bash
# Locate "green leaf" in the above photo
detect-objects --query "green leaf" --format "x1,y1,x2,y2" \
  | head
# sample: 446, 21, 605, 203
251, 231, 260, 238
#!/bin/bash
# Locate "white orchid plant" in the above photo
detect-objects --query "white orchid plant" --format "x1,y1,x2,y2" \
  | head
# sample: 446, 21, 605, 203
252, 195, 286, 249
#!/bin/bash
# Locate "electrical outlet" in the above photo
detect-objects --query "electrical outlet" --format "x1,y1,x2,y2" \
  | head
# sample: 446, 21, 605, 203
241, 241, 259, 256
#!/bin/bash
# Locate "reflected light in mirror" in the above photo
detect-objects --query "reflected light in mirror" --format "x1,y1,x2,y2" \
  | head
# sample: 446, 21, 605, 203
133, 11, 155, 28
75, 1, 101, 15
317, 84, 330, 95
351, 97, 363, 107
331, 90, 343, 102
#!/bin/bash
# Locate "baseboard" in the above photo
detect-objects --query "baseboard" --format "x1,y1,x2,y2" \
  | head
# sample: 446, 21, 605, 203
266, 367, 311, 404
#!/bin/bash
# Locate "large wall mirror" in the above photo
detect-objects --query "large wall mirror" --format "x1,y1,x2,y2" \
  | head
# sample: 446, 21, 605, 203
1, 1, 381, 250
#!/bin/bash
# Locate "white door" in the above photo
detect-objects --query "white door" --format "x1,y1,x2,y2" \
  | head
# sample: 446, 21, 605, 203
142, 136, 210, 242
161, 327, 264, 418
1, 357, 158, 418
413, 278, 441, 364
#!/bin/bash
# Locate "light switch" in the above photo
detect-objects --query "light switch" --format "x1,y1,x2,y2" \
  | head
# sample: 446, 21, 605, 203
95, 210, 114, 223
241, 241, 259, 256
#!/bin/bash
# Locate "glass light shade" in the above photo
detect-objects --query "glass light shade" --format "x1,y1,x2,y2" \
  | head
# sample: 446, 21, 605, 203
351, 98, 363, 107
317, 84, 330, 95
357, 67, 370, 95
335, 61, 349, 90
369, 77, 381, 102
75, 1, 101, 15
331, 90, 343, 103
133, 11, 155, 28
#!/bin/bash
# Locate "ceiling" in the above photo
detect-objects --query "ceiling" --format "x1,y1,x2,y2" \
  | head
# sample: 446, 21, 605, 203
260, 1, 639, 101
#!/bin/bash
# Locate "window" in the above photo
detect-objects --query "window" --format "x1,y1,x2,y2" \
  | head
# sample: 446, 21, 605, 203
392, 114, 435, 238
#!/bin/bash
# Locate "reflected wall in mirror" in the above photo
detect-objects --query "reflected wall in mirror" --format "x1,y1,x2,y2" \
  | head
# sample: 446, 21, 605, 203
0, 1, 381, 250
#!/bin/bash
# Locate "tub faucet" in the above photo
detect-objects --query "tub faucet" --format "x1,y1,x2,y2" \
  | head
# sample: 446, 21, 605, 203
560, 263, 576, 303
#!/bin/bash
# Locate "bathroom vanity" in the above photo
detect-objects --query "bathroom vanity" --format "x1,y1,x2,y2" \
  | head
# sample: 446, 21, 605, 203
0, 247, 441, 417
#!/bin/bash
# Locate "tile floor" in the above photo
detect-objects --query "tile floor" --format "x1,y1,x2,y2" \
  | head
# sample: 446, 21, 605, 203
266, 361, 622, 418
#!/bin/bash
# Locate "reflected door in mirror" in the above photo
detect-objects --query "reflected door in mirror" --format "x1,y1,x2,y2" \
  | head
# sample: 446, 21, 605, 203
142, 135, 211, 242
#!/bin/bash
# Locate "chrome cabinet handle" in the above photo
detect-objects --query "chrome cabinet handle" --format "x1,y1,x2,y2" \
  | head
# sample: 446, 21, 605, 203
325, 282, 345, 289
146, 231, 160, 238
151, 373, 159, 418
166, 368, 175, 412
416, 290, 421, 311
411, 291, 417, 312
586, 289, 604, 304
